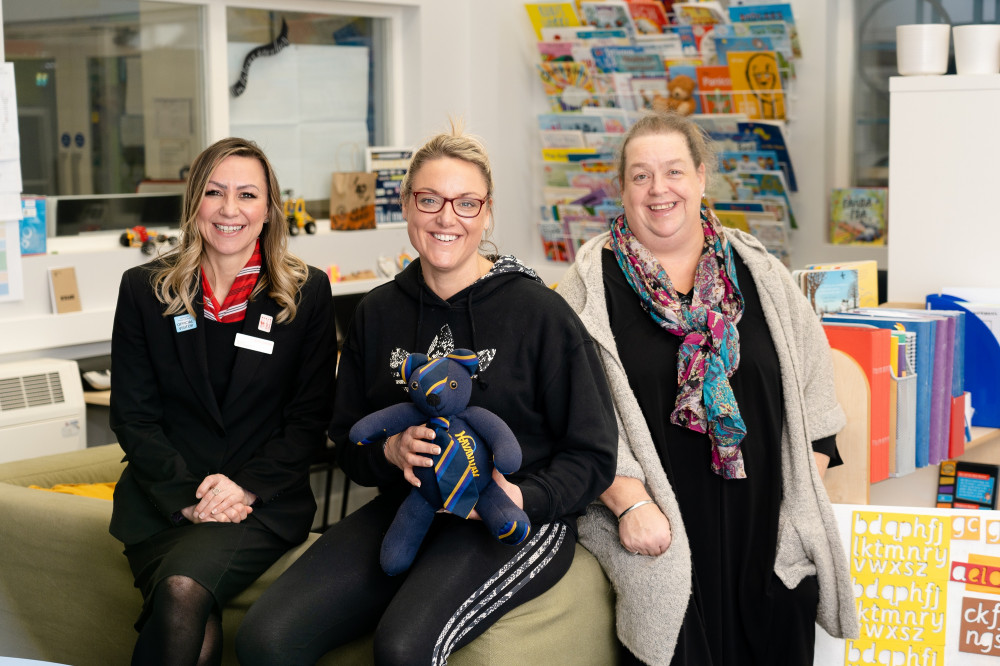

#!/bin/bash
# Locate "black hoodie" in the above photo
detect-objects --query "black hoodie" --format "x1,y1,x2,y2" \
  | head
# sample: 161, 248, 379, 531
331, 255, 617, 529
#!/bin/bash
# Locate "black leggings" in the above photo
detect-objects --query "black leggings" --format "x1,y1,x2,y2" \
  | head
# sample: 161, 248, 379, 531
236, 491, 575, 666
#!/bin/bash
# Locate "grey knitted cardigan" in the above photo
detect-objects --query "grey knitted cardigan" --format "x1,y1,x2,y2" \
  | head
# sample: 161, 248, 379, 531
556, 229, 859, 665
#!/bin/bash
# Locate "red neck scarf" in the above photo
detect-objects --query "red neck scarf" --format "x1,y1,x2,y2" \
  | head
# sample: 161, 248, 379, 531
202, 240, 262, 323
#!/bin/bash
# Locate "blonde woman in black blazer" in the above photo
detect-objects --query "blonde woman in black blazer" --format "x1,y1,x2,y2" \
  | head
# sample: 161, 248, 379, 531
109, 137, 336, 666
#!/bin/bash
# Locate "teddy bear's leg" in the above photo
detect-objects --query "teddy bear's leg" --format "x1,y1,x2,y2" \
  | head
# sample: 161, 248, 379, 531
380, 490, 437, 576
475, 483, 531, 546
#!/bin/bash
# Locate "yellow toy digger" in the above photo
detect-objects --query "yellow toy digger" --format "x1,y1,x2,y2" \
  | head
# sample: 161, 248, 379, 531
283, 190, 317, 236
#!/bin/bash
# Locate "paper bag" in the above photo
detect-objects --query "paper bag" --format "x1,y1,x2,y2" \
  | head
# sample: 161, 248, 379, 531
330, 172, 376, 230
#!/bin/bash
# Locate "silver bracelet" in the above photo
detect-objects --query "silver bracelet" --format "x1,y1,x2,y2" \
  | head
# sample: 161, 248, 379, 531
617, 499, 654, 522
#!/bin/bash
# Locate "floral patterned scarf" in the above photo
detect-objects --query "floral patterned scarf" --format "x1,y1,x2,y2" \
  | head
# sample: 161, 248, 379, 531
611, 208, 748, 479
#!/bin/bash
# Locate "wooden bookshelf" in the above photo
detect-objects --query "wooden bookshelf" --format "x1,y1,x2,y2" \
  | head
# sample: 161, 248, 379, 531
822, 349, 999, 508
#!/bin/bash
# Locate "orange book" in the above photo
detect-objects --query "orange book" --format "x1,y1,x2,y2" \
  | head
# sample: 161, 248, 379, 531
823, 324, 892, 483
695, 65, 733, 114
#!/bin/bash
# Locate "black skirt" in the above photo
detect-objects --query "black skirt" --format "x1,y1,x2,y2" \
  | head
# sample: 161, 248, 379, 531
123, 516, 292, 630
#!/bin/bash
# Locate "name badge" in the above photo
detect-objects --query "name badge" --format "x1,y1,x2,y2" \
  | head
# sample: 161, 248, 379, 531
174, 314, 197, 333
258, 314, 273, 333
235, 333, 274, 355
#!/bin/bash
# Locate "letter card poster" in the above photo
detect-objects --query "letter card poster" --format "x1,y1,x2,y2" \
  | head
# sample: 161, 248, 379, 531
815, 505, 1000, 665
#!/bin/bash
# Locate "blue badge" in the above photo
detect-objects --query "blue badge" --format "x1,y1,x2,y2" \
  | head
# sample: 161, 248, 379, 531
174, 314, 197, 333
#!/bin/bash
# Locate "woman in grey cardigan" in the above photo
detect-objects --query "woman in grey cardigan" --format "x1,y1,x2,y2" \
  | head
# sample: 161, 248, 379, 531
556, 111, 858, 665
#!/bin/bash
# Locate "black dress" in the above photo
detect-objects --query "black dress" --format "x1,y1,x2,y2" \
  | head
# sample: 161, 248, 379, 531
602, 249, 836, 666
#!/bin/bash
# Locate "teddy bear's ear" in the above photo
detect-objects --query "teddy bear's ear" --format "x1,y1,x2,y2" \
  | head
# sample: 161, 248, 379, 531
401, 353, 430, 382
446, 349, 479, 376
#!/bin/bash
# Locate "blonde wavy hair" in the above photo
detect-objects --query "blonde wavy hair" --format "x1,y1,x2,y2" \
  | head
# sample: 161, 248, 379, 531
399, 119, 498, 256
151, 137, 309, 323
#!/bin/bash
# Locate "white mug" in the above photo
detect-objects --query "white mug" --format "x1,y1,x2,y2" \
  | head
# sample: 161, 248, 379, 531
896, 24, 951, 76
953, 24, 1000, 75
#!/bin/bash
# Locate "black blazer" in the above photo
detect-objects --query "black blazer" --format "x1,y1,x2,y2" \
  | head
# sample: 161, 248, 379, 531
109, 261, 336, 546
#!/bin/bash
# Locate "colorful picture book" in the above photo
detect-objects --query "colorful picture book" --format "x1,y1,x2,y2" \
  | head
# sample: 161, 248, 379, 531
729, 3, 801, 58
727, 50, 785, 120
829, 187, 888, 245
525, 2, 582, 41
794, 268, 860, 316
696, 66, 734, 114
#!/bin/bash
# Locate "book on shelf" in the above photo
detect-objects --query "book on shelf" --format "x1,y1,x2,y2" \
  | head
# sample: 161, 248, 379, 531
713, 35, 774, 65
822, 311, 934, 470
673, 2, 728, 25
927, 292, 1000, 429
823, 323, 893, 483
732, 169, 795, 228
718, 149, 781, 174
937, 460, 999, 510
728, 3, 801, 58
793, 268, 859, 317
736, 120, 797, 191
696, 65, 734, 114
578, 1, 638, 39
525, 2, 582, 41
539, 26, 630, 44
726, 50, 786, 120
874, 308, 955, 466
48, 266, 82, 314
804, 260, 878, 308
665, 64, 701, 116
538, 112, 606, 132
828, 187, 887, 245
625, 0, 670, 36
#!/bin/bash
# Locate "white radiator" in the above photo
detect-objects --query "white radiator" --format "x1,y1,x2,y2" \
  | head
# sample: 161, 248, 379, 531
0, 358, 86, 463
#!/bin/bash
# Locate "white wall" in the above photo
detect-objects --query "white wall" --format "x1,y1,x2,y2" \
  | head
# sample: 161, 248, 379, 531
2, 0, 887, 362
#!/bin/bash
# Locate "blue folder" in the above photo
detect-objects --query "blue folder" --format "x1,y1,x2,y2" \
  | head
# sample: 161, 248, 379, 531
926, 294, 1000, 428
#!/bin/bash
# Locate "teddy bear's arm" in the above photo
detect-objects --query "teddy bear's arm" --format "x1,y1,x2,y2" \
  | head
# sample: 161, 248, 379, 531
462, 406, 522, 475
349, 403, 427, 447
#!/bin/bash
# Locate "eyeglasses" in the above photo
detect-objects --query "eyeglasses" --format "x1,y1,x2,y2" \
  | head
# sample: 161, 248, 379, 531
411, 191, 487, 218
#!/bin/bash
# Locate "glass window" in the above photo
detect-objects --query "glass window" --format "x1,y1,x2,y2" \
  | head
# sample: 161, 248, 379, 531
225, 8, 389, 215
852, 0, 997, 187
3, 1, 205, 199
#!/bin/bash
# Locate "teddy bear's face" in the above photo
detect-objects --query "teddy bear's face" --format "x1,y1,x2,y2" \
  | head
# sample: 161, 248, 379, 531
401, 351, 477, 417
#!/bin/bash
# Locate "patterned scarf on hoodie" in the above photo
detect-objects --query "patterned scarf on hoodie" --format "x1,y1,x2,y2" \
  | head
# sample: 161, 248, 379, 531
610, 207, 748, 479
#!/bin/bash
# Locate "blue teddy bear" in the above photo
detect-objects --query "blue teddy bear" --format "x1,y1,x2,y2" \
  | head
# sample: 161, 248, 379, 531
350, 349, 531, 576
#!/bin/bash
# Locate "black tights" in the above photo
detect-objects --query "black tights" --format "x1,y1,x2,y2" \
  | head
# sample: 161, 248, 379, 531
131, 575, 221, 666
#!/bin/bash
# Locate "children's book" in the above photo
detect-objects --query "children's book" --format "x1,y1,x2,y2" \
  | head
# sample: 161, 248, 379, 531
537, 41, 579, 62
665, 64, 701, 115
734, 169, 795, 228
525, 3, 582, 41
673, 2, 728, 25
540, 128, 588, 148
626, 0, 670, 36
537, 62, 601, 110
591, 46, 665, 73
538, 112, 606, 132
745, 213, 789, 266
736, 120, 796, 191
718, 150, 780, 173
829, 187, 888, 246
731, 20, 795, 61
713, 36, 774, 65
579, 1, 637, 39
729, 3, 801, 57
804, 260, 879, 308
796, 268, 860, 316
629, 76, 670, 111
668, 25, 700, 57
691, 65, 732, 116
726, 50, 785, 120
540, 27, 630, 44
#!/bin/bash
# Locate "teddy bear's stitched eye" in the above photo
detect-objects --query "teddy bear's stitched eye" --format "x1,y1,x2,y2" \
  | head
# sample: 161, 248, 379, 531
449, 380, 458, 389
410, 381, 419, 390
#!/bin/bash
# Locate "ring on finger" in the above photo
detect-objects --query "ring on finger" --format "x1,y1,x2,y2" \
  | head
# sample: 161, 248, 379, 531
212, 487, 221, 496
